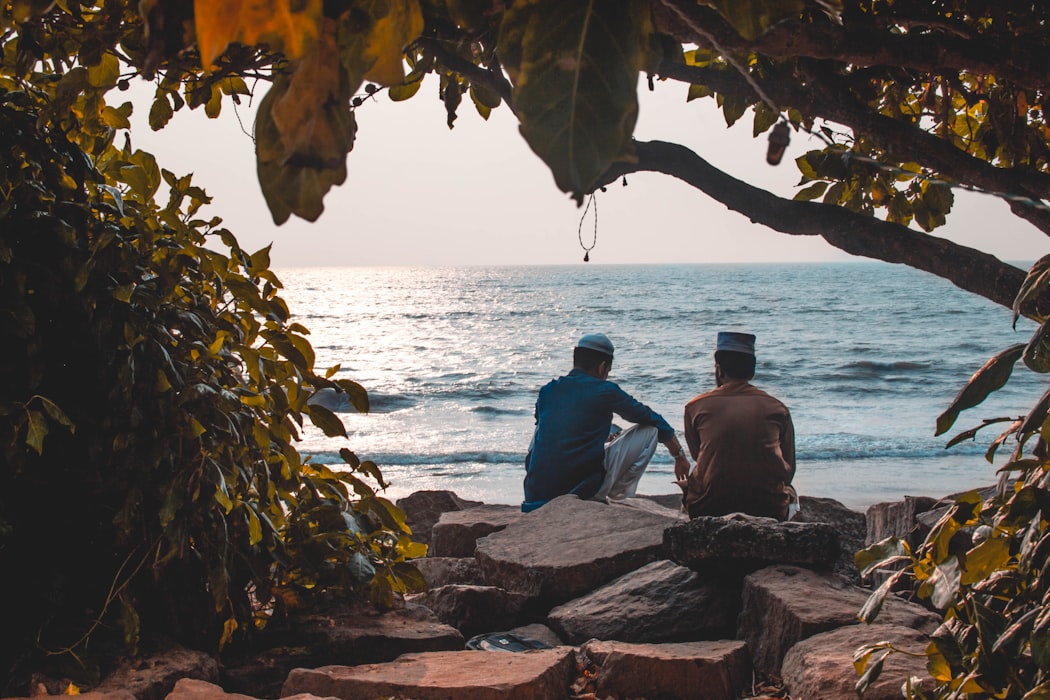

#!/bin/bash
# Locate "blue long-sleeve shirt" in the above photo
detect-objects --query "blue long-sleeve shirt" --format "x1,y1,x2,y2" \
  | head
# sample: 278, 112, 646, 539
523, 368, 675, 503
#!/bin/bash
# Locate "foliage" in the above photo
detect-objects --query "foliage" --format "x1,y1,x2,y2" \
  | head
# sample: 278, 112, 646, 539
4, 0, 1050, 696
0, 7, 425, 693
854, 258, 1050, 698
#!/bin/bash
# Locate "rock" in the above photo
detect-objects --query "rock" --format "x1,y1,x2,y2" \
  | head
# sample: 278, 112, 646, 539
474, 496, 680, 606
94, 645, 219, 700
5, 693, 136, 700
782, 624, 933, 700
508, 623, 564, 648
547, 560, 739, 644
410, 585, 529, 638
865, 496, 939, 547
637, 493, 685, 511
665, 514, 840, 573
581, 639, 750, 700
396, 490, 483, 548
218, 601, 463, 698
413, 556, 485, 588
739, 565, 940, 676
280, 648, 577, 700
164, 678, 257, 700
430, 504, 523, 557
794, 496, 867, 582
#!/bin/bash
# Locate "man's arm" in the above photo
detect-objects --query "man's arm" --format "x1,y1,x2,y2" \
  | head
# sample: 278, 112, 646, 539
782, 409, 796, 483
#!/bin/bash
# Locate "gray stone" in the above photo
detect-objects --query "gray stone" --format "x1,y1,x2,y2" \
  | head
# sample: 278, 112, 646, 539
665, 513, 840, 572
474, 496, 680, 606
280, 648, 577, 700
410, 584, 529, 638
413, 556, 485, 588
865, 496, 939, 547
396, 490, 482, 548
430, 504, 523, 557
547, 560, 739, 644
95, 645, 219, 700
782, 624, 933, 700
739, 565, 940, 676
794, 496, 867, 582
581, 639, 750, 700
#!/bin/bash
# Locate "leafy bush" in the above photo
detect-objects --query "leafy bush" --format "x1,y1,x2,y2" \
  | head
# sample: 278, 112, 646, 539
0, 85, 423, 692
855, 258, 1050, 698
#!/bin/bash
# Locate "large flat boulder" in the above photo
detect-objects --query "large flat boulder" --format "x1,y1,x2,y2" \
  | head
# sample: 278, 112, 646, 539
739, 565, 940, 676
218, 602, 463, 697
430, 504, 523, 557
547, 560, 739, 644
164, 678, 259, 700
580, 639, 750, 700
782, 624, 933, 699
410, 584, 529, 638
474, 496, 681, 606
665, 514, 839, 573
280, 648, 577, 700
396, 490, 483, 548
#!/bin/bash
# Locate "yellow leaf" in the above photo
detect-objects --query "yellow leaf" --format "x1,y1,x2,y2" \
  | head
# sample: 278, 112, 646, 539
195, 0, 244, 69
190, 417, 207, 437
362, 0, 424, 86
155, 370, 171, 392
272, 20, 349, 163
64, 683, 80, 696
218, 617, 238, 649
238, 0, 322, 60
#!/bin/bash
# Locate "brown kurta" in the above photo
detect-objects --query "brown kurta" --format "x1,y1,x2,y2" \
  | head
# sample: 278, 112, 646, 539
683, 380, 795, 520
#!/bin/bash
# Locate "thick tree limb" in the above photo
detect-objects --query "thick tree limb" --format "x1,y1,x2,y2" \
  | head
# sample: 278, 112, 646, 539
598, 140, 1029, 314
651, 1, 1050, 92
655, 60, 1050, 214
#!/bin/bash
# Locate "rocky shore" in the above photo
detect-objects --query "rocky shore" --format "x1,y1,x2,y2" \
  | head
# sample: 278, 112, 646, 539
6, 490, 961, 700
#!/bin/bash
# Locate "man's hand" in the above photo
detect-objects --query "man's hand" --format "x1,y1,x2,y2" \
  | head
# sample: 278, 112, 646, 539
673, 452, 690, 482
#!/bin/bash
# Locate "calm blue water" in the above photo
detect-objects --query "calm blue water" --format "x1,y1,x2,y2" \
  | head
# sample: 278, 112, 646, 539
278, 262, 1044, 511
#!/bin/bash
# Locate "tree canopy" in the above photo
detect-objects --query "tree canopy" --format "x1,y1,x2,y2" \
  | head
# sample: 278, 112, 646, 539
4, 0, 1050, 696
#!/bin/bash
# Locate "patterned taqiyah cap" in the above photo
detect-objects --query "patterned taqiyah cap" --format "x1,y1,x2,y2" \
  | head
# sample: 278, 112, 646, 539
576, 333, 614, 357
716, 331, 756, 355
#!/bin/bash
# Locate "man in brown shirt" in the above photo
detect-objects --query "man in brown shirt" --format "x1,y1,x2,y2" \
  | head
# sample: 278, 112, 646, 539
679, 332, 796, 520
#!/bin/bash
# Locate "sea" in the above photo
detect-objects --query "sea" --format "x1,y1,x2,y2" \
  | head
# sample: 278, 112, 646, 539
278, 262, 1045, 513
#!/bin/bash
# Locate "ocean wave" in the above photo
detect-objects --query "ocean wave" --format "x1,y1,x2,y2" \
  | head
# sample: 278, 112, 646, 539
304, 450, 526, 466
469, 405, 531, 416
839, 360, 930, 372
798, 432, 989, 461
307, 388, 416, 413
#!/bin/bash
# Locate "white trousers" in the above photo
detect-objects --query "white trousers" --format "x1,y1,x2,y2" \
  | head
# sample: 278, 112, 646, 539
592, 424, 659, 501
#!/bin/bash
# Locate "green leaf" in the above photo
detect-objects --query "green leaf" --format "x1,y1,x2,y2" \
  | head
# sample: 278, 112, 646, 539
1024, 318, 1050, 373
25, 409, 48, 455
149, 93, 174, 131
858, 569, 906, 623
334, 379, 369, 413
702, 0, 807, 40
793, 181, 828, 201
928, 556, 961, 610
854, 647, 890, 696
1014, 254, 1050, 324
306, 404, 348, 438
936, 344, 1025, 435
960, 535, 1010, 585
498, 0, 650, 200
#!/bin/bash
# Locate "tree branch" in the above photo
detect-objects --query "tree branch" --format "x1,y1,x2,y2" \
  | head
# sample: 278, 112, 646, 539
598, 140, 1030, 314
655, 60, 1050, 214
651, 1, 1050, 92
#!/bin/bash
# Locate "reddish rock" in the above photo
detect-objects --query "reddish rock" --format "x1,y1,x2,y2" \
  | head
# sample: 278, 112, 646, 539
581, 639, 750, 700
94, 645, 219, 700
508, 624, 563, 648
164, 678, 257, 700
794, 496, 867, 582
474, 496, 680, 606
739, 565, 940, 676
547, 560, 739, 644
4, 693, 136, 700
864, 496, 939, 547
280, 648, 577, 700
782, 624, 933, 700
396, 490, 482, 548
411, 585, 529, 638
430, 505, 523, 557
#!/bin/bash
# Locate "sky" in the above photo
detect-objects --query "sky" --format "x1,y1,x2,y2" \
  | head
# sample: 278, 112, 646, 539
124, 75, 1045, 270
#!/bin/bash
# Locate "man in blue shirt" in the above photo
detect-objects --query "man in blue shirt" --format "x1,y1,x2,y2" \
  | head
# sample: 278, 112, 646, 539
522, 333, 689, 512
